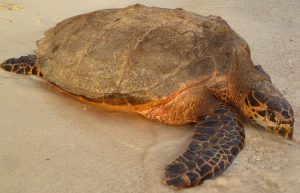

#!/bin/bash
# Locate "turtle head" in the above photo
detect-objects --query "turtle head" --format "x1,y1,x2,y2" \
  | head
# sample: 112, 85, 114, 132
242, 81, 294, 139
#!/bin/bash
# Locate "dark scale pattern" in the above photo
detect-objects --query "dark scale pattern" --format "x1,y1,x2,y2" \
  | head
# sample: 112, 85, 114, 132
164, 105, 245, 188
246, 90, 294, 138
0, 55, 42, 76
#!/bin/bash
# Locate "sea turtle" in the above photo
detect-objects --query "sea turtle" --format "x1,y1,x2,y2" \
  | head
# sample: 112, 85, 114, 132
1, 4, 294, 188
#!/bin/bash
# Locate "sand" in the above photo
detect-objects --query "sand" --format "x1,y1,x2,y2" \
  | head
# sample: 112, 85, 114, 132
0, 0, 299, 193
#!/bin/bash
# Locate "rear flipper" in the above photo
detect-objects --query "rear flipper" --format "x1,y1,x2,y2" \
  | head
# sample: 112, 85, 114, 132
1, 54, 42, 76
164, 105, 245, 188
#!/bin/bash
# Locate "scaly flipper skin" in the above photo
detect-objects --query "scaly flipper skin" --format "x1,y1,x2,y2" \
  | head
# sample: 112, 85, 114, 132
0, 54, 42, 76
164, 105, 245, 188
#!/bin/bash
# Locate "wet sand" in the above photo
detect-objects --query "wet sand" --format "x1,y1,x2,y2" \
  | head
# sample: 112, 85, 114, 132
0, 1, 300, 193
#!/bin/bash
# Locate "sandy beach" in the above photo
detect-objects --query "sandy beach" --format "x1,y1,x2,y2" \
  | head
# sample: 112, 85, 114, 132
0, 1, 300, 193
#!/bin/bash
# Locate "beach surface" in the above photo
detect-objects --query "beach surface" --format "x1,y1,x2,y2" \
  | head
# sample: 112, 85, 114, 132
0, 1, 300, 193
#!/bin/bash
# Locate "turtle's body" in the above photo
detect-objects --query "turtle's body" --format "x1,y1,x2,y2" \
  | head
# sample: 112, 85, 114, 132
36, 5, 254, 125
1, 4, 294, 188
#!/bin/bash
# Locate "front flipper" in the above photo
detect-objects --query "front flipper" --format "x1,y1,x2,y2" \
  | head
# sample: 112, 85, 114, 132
164, 105, 245, 188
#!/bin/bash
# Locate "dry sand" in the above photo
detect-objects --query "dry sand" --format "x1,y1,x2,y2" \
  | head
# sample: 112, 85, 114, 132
0, 0, 300, 193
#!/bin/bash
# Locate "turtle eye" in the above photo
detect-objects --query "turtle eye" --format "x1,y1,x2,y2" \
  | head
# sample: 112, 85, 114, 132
267, 111, 276, 122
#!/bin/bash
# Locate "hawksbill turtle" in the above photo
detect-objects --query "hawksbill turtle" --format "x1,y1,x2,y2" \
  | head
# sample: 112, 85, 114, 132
0, 4, 294, 188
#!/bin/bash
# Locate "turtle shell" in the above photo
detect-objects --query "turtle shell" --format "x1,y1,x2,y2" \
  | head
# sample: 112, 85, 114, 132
36, 5, 249, 105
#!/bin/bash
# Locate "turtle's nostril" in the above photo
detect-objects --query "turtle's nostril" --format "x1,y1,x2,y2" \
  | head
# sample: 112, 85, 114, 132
278, 128, 286, 136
